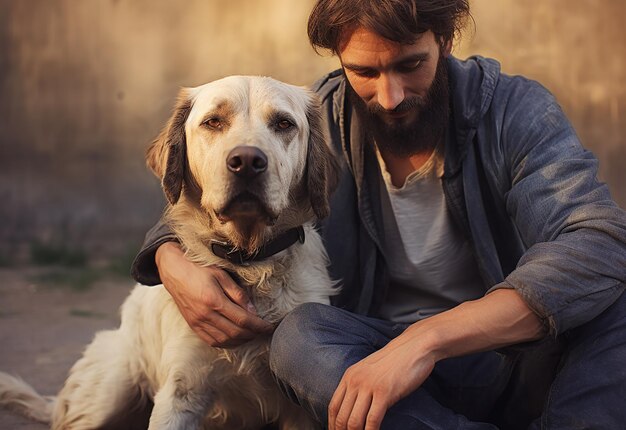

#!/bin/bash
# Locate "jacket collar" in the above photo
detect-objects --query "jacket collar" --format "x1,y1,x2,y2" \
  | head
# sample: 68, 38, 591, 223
444, 55, 500, 177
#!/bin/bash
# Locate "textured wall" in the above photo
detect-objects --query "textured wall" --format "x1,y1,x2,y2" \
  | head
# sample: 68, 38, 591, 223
1, 0, 624, 261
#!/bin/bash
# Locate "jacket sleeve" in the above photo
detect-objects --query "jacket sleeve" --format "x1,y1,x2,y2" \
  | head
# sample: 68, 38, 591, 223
489, 77, 626, 336
130, 217, 178, 285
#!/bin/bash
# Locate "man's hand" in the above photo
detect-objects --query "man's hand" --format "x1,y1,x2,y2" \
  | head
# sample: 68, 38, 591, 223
328, 334, 437, 430
155, 241, 274, 347
328, 289, 545, 430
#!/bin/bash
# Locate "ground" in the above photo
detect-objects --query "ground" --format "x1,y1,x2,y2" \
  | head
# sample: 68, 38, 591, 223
0, 266, 135, 429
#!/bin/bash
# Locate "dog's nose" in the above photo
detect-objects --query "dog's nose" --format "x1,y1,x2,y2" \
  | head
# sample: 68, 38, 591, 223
226, 146, 268, 179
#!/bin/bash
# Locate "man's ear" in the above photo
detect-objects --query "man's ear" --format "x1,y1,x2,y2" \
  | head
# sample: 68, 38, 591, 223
305, 92, 340, 219
146, 89, 192, 205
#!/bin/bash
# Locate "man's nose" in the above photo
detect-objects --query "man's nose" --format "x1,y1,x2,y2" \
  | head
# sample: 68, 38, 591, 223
376, 74, 404, 111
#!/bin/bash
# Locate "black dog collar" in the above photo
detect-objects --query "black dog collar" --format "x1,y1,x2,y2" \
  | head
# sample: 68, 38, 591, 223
210, 226, 305, 265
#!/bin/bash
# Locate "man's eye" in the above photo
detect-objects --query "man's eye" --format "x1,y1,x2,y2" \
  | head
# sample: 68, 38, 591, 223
204, 118, 222, 129
353, 69, 377, 78
398, 61, 422, 73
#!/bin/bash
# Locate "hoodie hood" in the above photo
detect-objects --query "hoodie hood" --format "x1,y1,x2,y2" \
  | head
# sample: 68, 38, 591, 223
444, 55, 501, 176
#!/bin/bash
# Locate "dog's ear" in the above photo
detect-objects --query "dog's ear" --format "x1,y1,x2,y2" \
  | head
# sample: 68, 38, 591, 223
305, 93, 339, 219
146, 89, 192, 205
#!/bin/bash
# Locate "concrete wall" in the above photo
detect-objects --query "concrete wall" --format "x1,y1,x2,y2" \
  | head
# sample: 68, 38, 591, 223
1, 0, 624, 261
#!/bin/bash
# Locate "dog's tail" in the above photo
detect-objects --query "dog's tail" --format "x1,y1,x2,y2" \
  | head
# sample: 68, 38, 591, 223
0, 372, 54, 423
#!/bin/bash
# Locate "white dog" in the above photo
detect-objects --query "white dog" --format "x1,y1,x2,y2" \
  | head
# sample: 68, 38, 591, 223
0, 76, 339, 429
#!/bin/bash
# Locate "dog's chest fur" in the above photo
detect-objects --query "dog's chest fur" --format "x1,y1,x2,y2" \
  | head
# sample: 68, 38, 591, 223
122, 285, 282, 429
120, 221, 334, 428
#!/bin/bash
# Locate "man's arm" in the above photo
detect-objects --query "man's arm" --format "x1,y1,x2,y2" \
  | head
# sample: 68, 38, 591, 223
486, 75, 626, 336
131, 219, 179, 286
132, 219, 273, 347
155, 242, 273, 347
328, 288, 545, 430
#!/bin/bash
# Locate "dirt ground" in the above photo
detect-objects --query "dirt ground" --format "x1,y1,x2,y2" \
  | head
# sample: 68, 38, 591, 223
0, 266, 136, 429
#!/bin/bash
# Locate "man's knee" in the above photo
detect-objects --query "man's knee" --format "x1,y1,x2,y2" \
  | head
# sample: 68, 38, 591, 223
269, 302, 345, 423
269, 302, 333, 380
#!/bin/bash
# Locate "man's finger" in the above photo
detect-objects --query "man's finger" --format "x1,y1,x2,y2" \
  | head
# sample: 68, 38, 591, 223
334, 387, 358, 430
215, 269, 255, 312
328, 382, 347, 430
365, 397, 387, 430
212, 270, 273, 333
347, 392, 373, 430
217, 294, 274, 333
202, 311, 257, 343
192, 328, 218, 348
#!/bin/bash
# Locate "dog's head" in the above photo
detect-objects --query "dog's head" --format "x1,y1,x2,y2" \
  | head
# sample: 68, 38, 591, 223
147, 76, 338, 252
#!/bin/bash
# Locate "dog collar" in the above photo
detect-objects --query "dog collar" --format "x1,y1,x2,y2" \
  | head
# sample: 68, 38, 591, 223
210, 226, 305, 265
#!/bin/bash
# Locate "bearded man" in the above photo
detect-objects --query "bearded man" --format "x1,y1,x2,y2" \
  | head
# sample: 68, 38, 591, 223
132, 1, 626, 428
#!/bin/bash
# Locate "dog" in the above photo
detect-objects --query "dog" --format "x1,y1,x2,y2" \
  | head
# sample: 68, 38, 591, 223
0, 76, 339, 429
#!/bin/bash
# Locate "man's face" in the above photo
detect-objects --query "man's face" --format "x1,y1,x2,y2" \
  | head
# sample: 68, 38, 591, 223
338, 27, 450, 156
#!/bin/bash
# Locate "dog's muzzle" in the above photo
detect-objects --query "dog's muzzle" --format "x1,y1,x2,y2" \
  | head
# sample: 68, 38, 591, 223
227, 146, 268, 180
216, 145, 277, 223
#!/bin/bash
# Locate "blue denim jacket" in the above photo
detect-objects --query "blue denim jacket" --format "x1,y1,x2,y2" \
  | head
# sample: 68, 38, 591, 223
132, 56, 626, 337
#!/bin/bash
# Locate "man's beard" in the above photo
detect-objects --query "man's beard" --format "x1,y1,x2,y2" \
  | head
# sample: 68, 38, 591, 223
346, 55, 450, 157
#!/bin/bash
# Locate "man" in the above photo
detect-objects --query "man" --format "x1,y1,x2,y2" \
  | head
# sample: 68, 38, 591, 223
132, 1, 626, 428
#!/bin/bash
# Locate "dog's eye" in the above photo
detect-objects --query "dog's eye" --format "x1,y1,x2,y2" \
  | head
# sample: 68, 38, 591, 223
275, 119, 294, 131
203, 118, 222, 129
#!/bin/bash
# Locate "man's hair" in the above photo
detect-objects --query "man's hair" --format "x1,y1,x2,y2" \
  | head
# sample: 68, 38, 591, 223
308, 0, 471, 54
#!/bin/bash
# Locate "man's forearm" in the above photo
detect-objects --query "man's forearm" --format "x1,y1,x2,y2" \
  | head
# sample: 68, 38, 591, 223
407, 288, 546, 363
328, 288, 546, 430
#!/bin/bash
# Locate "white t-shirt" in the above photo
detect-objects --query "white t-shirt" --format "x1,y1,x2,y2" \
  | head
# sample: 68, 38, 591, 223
376, 145, 486, 323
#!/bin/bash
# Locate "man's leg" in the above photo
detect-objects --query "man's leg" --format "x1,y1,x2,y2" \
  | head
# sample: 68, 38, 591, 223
529, 289, 626, 429
270, 303, 510, 429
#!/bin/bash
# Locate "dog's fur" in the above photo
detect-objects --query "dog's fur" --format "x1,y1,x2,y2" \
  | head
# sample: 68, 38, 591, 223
0, 76, 339, 429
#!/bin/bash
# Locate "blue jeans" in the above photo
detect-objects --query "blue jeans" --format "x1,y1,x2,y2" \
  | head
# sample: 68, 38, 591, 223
269, 291, 626, 429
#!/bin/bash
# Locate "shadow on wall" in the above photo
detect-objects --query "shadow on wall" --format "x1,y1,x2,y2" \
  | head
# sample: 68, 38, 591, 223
0, 0, 624, 265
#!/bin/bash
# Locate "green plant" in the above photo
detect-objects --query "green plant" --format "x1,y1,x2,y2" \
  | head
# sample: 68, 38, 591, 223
30, 242, 88, 267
